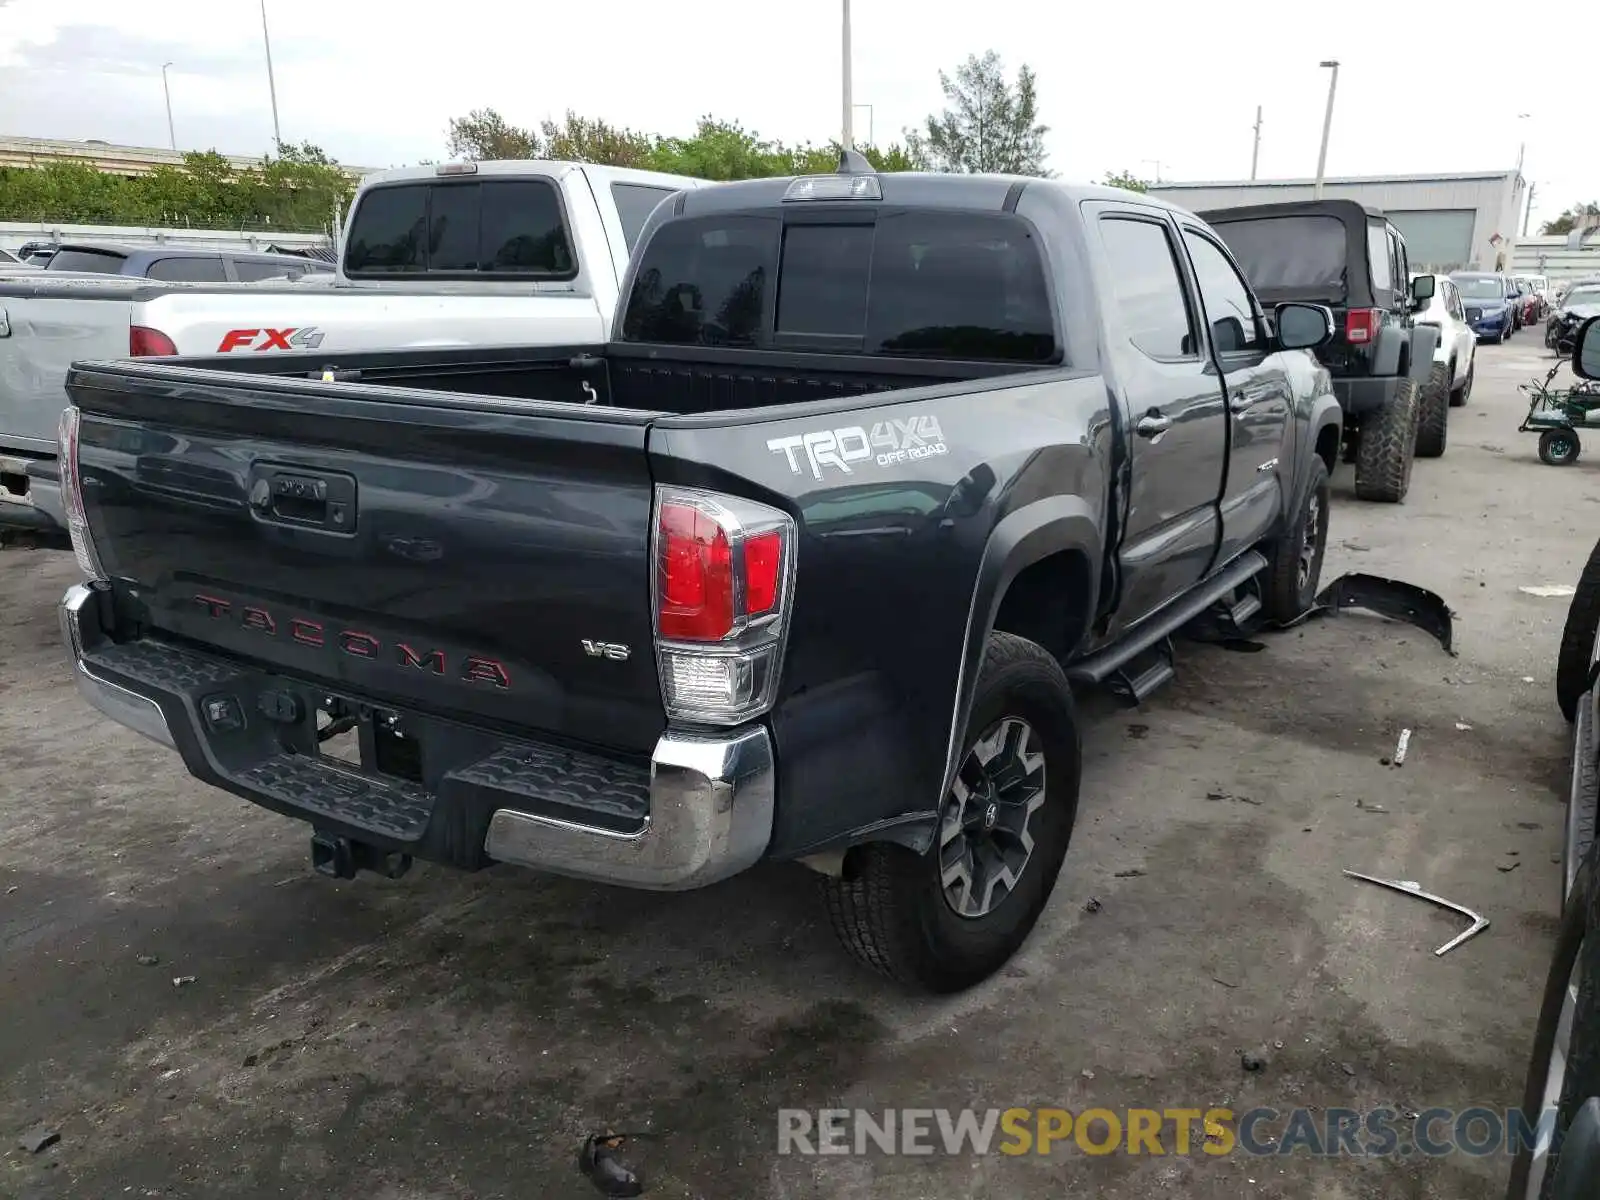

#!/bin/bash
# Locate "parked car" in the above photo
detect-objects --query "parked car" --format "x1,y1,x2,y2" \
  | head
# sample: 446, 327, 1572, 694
1548, 280, 1600, 355
1519, 274, 1552, 321
54, 161, 1342, 992
1201, 199, 1440, 502
1508, 277, 1540, 329
1452, 272, 1517, 343
1508, 312, 1600, 1200
1409, 272, 1478, 457
0, 160, 707, 538
39, 242, 333, 283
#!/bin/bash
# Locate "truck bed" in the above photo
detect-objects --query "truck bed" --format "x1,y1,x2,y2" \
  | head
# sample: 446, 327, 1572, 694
132, 342, 1034, 415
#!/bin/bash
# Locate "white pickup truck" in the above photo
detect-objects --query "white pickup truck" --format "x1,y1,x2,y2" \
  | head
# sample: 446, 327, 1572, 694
0, 160, 705, 536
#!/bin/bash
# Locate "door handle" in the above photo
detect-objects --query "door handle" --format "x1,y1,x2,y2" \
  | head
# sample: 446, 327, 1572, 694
1135, 413, 1171, 438
1229, 392, 1258, 413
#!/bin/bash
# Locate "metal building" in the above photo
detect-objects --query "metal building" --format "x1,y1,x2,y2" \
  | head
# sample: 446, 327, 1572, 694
1148, 171, 1527, 273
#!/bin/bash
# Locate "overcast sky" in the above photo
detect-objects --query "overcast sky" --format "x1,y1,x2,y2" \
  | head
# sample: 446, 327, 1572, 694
0, 0, 1591, 231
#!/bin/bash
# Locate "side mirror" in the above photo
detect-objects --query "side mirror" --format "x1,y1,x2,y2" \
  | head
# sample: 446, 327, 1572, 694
1411, 274, 1436, 305
1274, 302, 1335, 351
1576, 315, 1600, 382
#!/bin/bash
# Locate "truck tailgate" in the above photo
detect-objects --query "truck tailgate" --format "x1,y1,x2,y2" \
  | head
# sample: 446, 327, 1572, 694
67, 360, 665, 756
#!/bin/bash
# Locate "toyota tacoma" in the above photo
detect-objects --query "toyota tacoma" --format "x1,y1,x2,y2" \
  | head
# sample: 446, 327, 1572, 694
56, 156, 1342, 992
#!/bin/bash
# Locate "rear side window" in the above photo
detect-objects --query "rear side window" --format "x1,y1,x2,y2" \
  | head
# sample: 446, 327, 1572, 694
1208, 215, 1346, 300
1367, 224, 1393, 292
45, 249, 128, 274
233, 258, 308, 282
146, 256, 226, 282
1097, 217, 1194, 359
612, 183, 676, 252
344, 179, 573, 277
622, 210, 1057, 362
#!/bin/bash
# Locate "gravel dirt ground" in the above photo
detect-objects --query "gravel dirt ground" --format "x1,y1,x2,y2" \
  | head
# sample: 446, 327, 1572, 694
0, 339, 1592, 1199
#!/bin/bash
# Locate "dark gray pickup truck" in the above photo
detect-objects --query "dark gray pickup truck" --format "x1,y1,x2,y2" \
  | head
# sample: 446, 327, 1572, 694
56, 158, 1342, 991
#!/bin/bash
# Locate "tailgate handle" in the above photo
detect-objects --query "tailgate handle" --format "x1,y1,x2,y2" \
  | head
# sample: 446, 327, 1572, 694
249, 466, 356, 532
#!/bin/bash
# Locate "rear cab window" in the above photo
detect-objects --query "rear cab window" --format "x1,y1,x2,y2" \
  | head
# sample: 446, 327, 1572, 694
621, 208, 1057, 362
1206, 215, 1347, 302
45, 249, 129, 274
343, 177, 575, 278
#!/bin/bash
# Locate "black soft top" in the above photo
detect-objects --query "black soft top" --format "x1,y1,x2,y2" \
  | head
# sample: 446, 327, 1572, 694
1198, 198, 1392, 308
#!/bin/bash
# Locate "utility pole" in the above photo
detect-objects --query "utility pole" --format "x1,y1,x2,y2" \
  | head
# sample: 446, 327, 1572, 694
1314, 61, 1339, 199
1250, 105, 1262, 181
1142, 159, 1164, 184
840, 0, 854, 151
260, 0, 282, 148
161, 62, 176, 151
1523, 182, 1537, 238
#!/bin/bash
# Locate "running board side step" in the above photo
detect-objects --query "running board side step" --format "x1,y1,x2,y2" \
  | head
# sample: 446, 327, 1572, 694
1067, 550, 1269, 688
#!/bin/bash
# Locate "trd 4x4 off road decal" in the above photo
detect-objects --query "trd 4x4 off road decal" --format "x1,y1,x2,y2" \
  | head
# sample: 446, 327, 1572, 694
767, 416, 949, 480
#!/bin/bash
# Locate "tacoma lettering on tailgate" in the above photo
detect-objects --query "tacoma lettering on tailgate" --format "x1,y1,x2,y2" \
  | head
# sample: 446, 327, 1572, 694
192, 594, 510, 688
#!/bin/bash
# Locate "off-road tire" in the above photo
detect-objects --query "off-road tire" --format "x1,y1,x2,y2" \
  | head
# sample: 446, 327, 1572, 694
821, 632, 1080, 993
1557, 537, 1600, 721
1450, 359, 1473, 407
1505, 855, 1600, 1200
1261, 458, 1330, 623
1353, 377, 1419, 503
1416, 362, 1450, 458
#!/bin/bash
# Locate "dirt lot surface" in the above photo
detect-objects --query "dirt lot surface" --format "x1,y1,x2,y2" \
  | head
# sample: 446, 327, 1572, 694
0, 340, 1591, 1199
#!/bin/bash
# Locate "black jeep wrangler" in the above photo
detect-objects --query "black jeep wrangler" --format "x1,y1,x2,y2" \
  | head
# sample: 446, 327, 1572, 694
1202, 200, 1440, 503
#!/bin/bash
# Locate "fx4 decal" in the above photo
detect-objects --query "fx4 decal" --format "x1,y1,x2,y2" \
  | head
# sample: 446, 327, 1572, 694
217, 326, 327, 353
767, 415, 949, 480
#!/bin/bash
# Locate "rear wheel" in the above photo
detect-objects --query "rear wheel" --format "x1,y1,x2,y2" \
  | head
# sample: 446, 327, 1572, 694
1353, 378, 1419, 503
1416, 362, 1450, 458
1450, 358, 1474, 407
1260, 458, 1330, 622
821, 632, 1080, 993
1542, 429, 1582, 467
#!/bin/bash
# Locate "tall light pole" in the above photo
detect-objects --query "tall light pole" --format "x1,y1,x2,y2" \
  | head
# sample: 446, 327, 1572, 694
1515, 112, 1531, 173
1142, 158, 1165, 184
1250, 105, 1263, 181
260, 0, 282, 148
161, 62, 176, 151
840, 0, 854, 150
1313, 60, 1339, 199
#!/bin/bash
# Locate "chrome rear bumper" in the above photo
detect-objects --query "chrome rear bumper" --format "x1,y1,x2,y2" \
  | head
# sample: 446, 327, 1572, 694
59, 582, 774, 890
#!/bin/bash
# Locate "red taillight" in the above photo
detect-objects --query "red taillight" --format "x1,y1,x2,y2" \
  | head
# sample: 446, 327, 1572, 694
130, 325, 178, 357
744, 531, 781, 615
657, 502, 737, 641
652, 487, 795, 724
1345, 308, 1380, 345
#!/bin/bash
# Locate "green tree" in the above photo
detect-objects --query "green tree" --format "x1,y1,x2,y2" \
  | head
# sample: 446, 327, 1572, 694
540, 111, 655, 168
1101, 170, 1149, 193
445, 107, 541, 160
1542, 202, 1600, 236
905, 51, 1050, 176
